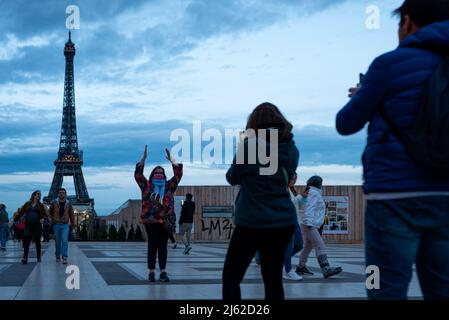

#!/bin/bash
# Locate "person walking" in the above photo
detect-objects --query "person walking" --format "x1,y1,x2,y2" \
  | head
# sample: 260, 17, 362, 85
13, 209, 24, 244
283, 173, 306, 281
222, 102, 299, 301
179, 193, 195, 254
254, 251, 261, 267
0, 204, 9, 250
14, 191, 46, 264
336, 0, 449, 300
42, 213, 51, 243
297, 176, 342, 278
135, 146, 183, 282
168, 229, 178, 249
48, 188, 75, 264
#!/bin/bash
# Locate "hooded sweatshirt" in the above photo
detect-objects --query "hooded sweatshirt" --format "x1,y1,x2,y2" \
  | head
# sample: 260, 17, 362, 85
300, 186, 325, 228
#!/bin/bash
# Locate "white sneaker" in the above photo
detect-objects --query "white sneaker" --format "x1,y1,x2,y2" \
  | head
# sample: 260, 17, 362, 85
283, 270, 303, 281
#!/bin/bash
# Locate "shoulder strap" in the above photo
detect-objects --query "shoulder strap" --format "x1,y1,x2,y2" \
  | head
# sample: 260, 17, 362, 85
379, 54, 449, 140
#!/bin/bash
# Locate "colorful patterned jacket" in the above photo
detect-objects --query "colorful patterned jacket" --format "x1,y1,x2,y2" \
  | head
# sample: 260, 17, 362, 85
134, 162, 183, 224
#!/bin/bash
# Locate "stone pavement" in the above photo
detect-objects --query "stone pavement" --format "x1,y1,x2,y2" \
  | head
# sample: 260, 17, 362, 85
0, 241, 423, 300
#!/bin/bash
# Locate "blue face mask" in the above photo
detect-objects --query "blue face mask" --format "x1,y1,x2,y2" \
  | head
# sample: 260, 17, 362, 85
151, 177, 166, 204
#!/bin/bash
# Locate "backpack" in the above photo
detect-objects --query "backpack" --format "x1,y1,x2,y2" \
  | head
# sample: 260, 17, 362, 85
380, 55, 449, 175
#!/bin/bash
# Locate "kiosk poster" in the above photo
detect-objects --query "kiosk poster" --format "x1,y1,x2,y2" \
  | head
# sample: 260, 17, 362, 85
322, 196, 349, 234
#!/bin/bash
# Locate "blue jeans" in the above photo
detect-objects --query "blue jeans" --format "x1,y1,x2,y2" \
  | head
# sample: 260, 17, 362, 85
53, 224, 69, 258
0, 225, 8, 248
284, 221, 303, 272
365, 196, 449, 300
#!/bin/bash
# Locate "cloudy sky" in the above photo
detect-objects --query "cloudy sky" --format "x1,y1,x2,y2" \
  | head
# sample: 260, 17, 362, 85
0, 0, 403, 215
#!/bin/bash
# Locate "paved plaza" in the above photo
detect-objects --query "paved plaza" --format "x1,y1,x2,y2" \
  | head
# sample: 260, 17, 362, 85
0, 241, 423, 300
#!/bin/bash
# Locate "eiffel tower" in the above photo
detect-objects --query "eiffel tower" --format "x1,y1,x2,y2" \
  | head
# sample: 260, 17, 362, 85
44, 32, 95, 214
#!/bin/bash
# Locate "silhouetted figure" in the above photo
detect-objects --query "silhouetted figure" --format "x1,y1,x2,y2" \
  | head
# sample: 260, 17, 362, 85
135, 226, 143, 241
336, 0, 449, 300
179, 193, 196, 254
283, 173, 306, 281
14, 191, 46, 264
42, 213, 51, 242
223, 102, 299, 301
0, 204, 9, 250
128, 224, 135, 240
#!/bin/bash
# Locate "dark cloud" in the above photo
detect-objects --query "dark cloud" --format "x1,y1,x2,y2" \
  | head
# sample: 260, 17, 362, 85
1, 0, 361, 175
0, 0, 348, 84
0, 112, 365, 174
0, 183, 51, 192
0, 0, 149, 37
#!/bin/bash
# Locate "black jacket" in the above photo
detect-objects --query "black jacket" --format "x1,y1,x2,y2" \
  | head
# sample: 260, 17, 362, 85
179, 200, 196, 224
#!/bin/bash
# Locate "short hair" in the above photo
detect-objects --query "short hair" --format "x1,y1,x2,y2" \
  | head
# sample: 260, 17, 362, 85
58, 188, 67, 194
393, 0, 449, 26
306, 176, 323, 189
186, 193, 193, 200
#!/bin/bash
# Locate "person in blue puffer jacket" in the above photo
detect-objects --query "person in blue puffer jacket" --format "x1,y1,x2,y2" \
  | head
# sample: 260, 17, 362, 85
336, 0, 449, 300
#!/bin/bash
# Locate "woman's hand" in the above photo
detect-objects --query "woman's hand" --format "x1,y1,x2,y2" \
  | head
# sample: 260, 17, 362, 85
300, 188, 309, 198
40, 219, 44, 224
348, 81, 362, 98
166, 148, 178, 165
139, 145, 148, 166
142, 145, 148, 161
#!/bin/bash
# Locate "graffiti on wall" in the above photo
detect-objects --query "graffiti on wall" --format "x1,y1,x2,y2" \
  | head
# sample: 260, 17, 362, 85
200, 218, 234, 239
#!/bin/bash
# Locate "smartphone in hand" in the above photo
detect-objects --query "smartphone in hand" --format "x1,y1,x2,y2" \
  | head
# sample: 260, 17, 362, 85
349, 73, 365, 98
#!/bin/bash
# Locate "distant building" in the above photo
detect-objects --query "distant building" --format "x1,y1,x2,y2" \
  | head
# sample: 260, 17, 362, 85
103, 185, 365, 244
103, 200, 142, 239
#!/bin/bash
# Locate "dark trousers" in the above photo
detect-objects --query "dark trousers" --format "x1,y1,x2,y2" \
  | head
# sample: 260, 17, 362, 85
284, 221, 303, 272
366, 196, 449, 300
223, 225, 294, 301
168, 233, 176, 244
42, 225, 50, 242
23, 235, 41, 259
144, 223, 169, 270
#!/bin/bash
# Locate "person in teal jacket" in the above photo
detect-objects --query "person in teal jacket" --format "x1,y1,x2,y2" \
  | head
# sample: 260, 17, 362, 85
222, 102, 299, 301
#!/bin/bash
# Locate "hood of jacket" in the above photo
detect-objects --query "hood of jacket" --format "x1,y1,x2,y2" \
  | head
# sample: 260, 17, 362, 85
401, 20, 449, 53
